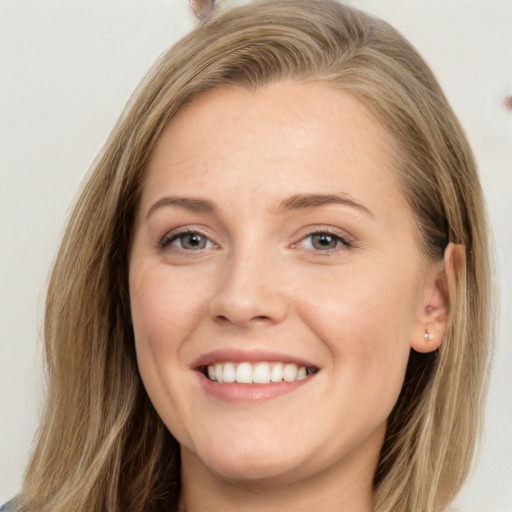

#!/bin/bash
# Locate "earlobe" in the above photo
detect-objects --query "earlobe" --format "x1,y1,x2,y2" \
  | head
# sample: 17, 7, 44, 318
411, 243, 465, 354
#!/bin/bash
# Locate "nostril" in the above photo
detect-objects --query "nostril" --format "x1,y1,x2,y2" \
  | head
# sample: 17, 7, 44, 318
214, 314, 271, 324
208, 279, 289, 326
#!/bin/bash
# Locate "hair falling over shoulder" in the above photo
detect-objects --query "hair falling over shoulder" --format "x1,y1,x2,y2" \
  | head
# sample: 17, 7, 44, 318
18, 1, 495, 511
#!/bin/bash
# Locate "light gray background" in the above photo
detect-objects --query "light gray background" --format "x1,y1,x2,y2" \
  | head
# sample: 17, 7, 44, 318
1, 0, 511, 509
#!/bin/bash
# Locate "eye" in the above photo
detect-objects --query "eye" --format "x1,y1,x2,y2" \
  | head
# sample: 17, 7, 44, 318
174, 232, 210, 250
158, 229, 216, 251
299, 231, 352, 252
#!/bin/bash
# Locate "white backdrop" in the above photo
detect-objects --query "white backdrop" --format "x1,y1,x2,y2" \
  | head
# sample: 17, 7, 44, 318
1, 1, 511, 509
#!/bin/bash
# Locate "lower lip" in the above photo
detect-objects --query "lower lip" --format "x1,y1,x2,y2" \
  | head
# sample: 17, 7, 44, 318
197, 372, 315, 402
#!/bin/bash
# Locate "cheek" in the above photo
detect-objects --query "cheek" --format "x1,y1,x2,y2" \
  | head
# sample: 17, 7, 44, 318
130, 265, 204, 353
305, 292, 411, 375
295, 261, 419, 403
128, 265, 201, 412
128, 265, 205, 444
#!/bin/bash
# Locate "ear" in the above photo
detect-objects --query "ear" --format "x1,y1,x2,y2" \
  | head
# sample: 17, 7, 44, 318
411, 243, 465, 353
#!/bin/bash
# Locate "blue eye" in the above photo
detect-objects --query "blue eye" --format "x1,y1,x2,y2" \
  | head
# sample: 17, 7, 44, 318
158, 230, 215, 251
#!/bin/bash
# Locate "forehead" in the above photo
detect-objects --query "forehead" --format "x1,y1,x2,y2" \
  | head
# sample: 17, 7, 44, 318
142, 81, 408, 221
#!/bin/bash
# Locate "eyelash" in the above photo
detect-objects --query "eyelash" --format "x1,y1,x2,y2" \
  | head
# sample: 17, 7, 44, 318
157, 228, 353, 254
157, 228, 216, 251
295, 229, 353, 254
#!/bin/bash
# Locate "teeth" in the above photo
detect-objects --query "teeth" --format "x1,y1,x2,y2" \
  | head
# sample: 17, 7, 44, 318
253, 362, 271, 384
205, 362, 314, 384
270, 362, 283, 382
282, 363, 298, 382
215, 363, 224, 383
235, 362, 253, 383
223, 362, 236, 383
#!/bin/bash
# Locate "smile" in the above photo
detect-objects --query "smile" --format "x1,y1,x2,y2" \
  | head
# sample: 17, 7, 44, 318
204, 362, 317, 384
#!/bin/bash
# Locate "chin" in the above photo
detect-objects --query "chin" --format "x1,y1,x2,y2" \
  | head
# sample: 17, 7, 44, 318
208, 456, 299, 482
186, 435, 305, 482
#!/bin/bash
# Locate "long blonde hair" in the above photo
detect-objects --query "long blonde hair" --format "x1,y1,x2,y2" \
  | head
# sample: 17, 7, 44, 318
20, 1, 494, 511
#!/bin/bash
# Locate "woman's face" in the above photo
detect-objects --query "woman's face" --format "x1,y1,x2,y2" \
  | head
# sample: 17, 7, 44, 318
129, 82, 440, 484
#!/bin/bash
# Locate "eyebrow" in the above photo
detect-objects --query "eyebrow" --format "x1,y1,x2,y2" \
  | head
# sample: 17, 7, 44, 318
146, 193, 373, 219
277, 193, 374, 217
146, 196, 216, 219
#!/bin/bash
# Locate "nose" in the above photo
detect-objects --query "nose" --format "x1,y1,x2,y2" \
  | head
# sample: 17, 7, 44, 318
208, 250, 289, 327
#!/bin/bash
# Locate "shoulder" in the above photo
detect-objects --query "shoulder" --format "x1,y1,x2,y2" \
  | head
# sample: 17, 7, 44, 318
0, 497, 19, 512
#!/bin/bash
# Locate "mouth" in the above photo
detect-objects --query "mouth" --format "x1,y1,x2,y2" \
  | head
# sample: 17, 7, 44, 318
192, 349, 320, 401
199, 361, 318, 384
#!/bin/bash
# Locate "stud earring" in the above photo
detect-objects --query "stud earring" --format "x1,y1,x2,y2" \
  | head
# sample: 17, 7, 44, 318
424, 331, 432, 341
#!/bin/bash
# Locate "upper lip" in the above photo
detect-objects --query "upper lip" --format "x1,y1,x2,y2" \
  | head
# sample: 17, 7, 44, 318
191, 348, 318, 370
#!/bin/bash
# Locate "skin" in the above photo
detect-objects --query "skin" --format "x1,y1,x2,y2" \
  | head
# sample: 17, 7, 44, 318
129, 82, 448, 512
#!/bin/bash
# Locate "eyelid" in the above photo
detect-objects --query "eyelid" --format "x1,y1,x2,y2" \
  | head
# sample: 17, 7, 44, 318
157, 226, 218, 250
157, 224, 354, 254
293, 226, 355, 253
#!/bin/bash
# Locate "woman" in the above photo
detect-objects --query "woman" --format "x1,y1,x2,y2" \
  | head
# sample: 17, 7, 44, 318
3, 0, 495, 511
